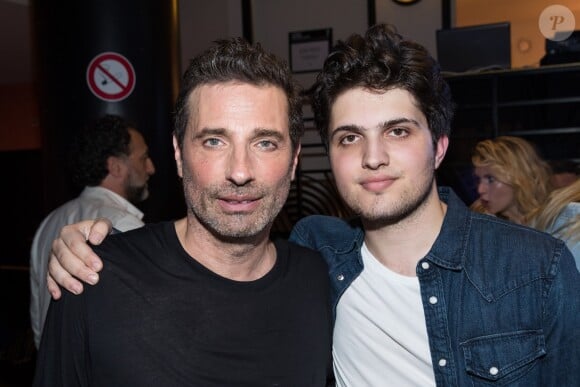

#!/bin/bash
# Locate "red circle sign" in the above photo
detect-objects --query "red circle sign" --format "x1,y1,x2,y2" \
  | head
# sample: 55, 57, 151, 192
86, 52, 136, 102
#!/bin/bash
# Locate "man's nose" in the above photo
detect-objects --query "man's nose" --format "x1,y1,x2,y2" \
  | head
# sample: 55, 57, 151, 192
226, 146, 253, 186
147, 158, 156, 175
362, 139, 389, 170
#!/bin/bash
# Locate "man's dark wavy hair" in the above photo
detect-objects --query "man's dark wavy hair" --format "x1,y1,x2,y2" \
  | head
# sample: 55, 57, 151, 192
69, 114, 134, 187
173, 37, 303, 151
311, 24, 454, 150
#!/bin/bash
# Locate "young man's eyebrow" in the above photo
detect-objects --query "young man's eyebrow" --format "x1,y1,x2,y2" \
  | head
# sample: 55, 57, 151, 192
330, 117, 421, 140
377, 117, 421, 128
330, 125, 363, 140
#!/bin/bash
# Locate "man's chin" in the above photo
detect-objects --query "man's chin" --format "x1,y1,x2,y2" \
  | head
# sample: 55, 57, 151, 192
127, 186, 149, 204
140, 189, 150, 202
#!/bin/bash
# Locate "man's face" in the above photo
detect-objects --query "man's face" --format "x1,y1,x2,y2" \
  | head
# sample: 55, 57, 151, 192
174, 82, 299, 240
327, 87, 447, 224
124, 129, 155, 203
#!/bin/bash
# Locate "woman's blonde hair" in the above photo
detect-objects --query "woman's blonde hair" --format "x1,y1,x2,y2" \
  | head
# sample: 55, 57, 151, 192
471, 136, 553, 224
532, 179, 580, 243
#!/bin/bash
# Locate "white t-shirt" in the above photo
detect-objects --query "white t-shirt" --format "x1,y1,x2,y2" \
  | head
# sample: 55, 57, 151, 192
333, 242, 435, 387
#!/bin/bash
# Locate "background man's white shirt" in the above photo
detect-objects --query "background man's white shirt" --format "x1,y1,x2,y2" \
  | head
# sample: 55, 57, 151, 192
30, 186, 144, 348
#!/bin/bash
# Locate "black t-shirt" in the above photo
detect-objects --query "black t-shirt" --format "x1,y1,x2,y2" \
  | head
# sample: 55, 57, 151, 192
34, 222, 333, 386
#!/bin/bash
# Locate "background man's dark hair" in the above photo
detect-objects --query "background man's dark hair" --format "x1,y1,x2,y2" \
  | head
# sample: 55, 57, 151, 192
311, 23, 455, 149
173, 37, 304, 151
69, 114, 135, 188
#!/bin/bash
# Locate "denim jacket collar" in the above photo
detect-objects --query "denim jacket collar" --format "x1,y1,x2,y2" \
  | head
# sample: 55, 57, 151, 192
427, 187, 468, 271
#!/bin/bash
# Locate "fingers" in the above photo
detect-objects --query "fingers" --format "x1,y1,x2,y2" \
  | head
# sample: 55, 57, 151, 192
47, 249, 86, 296
47, 269, 65, 299
46, 218, 110, 297
86, 217, 113, 245
60, 221, 105, 272
49, 222, 104, 288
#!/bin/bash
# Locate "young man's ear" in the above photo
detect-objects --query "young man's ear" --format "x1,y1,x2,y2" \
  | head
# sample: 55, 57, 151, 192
434, 136, 449, 169
173, 134, 183, 178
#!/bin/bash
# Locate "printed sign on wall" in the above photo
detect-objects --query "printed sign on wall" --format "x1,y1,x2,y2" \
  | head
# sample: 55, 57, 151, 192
86, 52, 136, 102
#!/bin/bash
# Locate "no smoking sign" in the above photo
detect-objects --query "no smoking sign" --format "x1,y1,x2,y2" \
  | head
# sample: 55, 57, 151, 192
86, 52, 136, 102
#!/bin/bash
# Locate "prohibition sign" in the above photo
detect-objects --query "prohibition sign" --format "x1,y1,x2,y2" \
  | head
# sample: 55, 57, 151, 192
86, 52, 136, 102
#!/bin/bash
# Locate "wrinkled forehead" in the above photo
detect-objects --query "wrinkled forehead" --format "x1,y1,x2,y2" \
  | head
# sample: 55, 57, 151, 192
186, 82, 290, 134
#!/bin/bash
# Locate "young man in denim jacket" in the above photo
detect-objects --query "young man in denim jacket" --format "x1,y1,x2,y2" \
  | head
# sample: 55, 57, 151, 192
288, 25, 580, 386
47, 25, 579, 386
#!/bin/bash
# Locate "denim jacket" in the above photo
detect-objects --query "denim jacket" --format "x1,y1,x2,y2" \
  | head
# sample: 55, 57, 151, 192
289, 187, 580, 386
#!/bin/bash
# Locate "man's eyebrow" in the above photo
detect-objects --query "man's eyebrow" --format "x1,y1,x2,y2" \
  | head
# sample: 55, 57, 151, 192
378, 117, 421, 128
330, 117, 421, 139
193, 127, 226, 139
330, 125, 362, 140
192, 127, 286, 141
253, 128, 285, 141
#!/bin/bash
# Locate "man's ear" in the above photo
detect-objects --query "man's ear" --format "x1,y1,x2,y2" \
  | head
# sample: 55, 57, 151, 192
290, 143, 301, 181
173, 134, 183, 178
106, 156, 125, 178
434, 136, 449, 169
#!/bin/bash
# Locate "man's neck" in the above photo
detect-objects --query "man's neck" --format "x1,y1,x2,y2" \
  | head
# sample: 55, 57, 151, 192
99, 178, 128, 201
174, 218, 276, 282
363, 185, 447, 277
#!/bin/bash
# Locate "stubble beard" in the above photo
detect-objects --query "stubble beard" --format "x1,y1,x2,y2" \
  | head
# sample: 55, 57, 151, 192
346, 166, 437, 231
126, 183, 149, 204
182, 173, 292, 243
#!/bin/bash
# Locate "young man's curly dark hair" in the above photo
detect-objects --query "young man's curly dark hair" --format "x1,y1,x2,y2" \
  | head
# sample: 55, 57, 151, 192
311, 23, 454, 150
69, 114, 135, 188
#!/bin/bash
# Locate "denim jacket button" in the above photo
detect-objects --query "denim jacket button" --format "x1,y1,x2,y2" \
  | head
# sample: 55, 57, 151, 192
421, 261, 430, 270
438, 358, 447, 367
429, 296, 438, 304
489, 367, 499, 376
337, 274, 345, 281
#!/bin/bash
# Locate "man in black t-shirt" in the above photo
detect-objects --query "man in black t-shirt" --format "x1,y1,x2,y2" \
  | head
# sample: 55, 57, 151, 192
33, 38, 333, 386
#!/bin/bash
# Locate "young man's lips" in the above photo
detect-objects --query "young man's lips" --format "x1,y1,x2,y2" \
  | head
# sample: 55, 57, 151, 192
360, 177, 396, 192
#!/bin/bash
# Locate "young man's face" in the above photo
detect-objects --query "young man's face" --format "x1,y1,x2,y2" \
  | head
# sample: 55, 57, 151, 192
327, 87, 447, 223
174, 81, 299, 239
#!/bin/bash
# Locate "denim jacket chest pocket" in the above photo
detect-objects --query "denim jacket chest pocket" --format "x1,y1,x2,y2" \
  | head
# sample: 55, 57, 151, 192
460, 330, 546, 385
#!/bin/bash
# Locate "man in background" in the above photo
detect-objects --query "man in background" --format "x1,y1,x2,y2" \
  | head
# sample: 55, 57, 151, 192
30, 114, 155, 348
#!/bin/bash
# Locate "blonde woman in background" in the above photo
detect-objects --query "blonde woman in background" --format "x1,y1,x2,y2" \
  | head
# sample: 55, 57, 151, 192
471, 136, 553, 225
532, 179, 580, 269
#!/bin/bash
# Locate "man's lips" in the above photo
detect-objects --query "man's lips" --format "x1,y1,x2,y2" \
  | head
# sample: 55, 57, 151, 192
218, 196, 261, 212
360, 177, 396, 192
